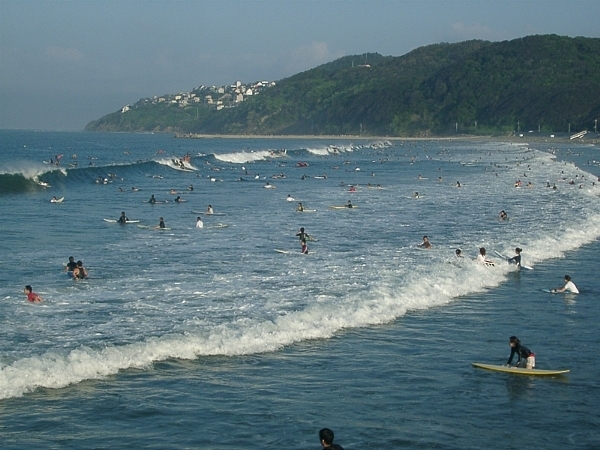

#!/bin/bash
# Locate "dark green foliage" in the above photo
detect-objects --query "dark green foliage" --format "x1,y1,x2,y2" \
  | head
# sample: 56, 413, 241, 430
86, 35, 600, 136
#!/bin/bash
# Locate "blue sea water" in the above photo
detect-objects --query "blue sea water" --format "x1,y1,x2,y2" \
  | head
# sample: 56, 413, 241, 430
0, 130, 599, 449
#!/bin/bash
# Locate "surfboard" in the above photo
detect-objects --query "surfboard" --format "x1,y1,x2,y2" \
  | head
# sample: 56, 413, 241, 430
192, 211, 227, 216
472, 363, 569, 376
103, 219, 140, 224
296, 209, 316, 212
329, 205, 357, 209
493, 250, 533, 270
274, 249, 290, 254
50, 197, 65, 203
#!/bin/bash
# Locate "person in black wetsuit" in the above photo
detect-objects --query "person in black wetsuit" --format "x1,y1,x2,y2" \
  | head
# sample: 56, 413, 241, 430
506, 336, 535, 369
508, 248, 522, 268
156, 217, 166, 229
148, 195, 156, 204
64, 256, 77, 272
296, 227, 310, 241
117, 211, 128, 224
319, 428, 344, 450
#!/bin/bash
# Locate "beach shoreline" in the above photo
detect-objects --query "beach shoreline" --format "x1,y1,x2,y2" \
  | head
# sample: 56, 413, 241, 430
174, 132, 599, 145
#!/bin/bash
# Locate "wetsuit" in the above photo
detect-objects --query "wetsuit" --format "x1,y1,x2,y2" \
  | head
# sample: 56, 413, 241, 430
159, 220, 165, 228
149, 197, 156, 204
296, 231, 309, 241
507, 343, 533, 366
66, 261, 78, 271
508, 254, 521, 267
118, 215, 128, 224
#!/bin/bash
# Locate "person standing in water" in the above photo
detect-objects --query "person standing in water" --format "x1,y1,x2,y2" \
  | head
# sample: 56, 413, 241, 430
72, 261, 88, 280
508, 247, 522, 268
301, 240, 309, 254
24, 285, 43, 303
196, 216, 204, 228
117, 211, 128, 224
296, 227, 310, 241
477, 247, 494, 266
418, 235, 432, 249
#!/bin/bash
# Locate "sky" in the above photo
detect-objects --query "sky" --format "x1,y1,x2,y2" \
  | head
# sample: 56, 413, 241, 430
1, 0, 599, 131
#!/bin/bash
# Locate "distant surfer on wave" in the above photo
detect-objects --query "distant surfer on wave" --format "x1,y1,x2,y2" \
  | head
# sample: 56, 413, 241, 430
506, 336, 535, 369
24, 285, 43, 303
551, 275, 579, 293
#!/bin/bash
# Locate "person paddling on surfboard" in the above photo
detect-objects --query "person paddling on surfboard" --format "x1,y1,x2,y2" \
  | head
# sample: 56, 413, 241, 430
552, 275, 579, 293
117, 211, 128, 224
506, 336, 535, 369
507, 247, 522, 268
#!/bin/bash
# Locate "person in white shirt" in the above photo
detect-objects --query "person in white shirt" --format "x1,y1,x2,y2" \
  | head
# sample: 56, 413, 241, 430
552, 275, 579, 293
476, 247, 495, 266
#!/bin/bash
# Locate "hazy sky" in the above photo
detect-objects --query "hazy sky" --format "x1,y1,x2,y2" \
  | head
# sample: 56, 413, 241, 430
1, 0, 599, 131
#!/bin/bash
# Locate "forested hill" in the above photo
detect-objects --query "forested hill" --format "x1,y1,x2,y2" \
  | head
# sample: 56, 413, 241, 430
85, 35, 600, 136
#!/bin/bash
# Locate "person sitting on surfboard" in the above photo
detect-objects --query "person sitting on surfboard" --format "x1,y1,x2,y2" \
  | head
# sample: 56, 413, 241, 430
156, 217, 166, 229
477, 247, 494, 266
418, 236, 432, 249
552, 275, 579, 293
24, 285, 43, 303
206, 205, 214, 214
148, 195, 156, 204
507, 248, 522, 268
300, 240, 308, 254
296, 202, 305, 212
346, 200, 354, 208
506, 336, 535, 369
117, 211, 128, 224
72, 261, 88, 280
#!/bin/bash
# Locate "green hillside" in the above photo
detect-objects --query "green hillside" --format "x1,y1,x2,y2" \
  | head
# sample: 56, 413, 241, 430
86, 35, 600, 136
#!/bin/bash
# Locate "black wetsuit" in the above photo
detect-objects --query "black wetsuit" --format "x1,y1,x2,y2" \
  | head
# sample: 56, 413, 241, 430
508, 254, 522, 267
149, 197, 156, 204
66, 261, 78, 271
507, 343, 533, 366
118, 215, 128, 224
159, 220, 165, 228
296, 231, 309, 241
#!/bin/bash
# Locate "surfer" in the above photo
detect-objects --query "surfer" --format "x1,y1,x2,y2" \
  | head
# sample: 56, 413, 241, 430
286, 195, 295, 201
64, 256, 78, 272
155, 217, 166, 229
174, 196, 185, 202
72, 261, 88, 280
196, 216, 204, 228
506, 336, 535, 369
51, 196, 59, 203
206, 205, 214, 214
296, 202, 305, 212
552, 275, 579, 293
456, 181, 461, 188
117, 211, 128, 224
477, 247, 494, 266
499, 210, 508, 220
296, 227, 311, 241
455, 249, 464, 258
507, 248, 522, 268
413, 192, 419, 198
319, 428, 344, 450
24, 285, 43, 303
346, 200, 354, 208
418, 235, 432, 249
301, 240, 309, 254
148, 195, 156, 204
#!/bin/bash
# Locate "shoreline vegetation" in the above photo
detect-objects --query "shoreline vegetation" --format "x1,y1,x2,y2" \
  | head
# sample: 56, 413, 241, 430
86, 35, 600, 137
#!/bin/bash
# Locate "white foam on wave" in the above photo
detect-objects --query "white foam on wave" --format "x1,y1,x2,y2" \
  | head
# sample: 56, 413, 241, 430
2, 141, 600, 399
155, 158, 198, 171
0, 161, 67, 179
306, 144, 355, 156
214, 149, 287, 164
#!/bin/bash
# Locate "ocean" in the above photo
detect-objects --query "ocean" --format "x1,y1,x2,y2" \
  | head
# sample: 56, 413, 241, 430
0, 130, 599, 449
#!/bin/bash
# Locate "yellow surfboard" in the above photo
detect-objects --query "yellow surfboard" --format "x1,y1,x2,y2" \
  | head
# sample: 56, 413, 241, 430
472, 363, 569, 376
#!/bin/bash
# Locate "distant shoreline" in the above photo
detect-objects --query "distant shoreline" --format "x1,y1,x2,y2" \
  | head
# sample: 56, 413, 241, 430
173, 132, 599, 145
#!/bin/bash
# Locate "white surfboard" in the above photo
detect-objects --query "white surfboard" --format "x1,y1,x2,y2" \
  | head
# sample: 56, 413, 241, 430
104, 219, 140, 224
472, 362, 569, 376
